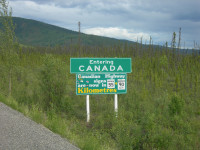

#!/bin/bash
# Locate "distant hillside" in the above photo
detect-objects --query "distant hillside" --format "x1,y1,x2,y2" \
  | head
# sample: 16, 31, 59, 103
8, 17, 134, 47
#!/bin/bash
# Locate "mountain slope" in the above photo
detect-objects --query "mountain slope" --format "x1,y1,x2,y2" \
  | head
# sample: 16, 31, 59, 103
11, 17, 134, 47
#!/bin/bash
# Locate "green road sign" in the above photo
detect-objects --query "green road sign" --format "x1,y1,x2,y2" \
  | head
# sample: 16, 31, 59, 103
76, 74, 127, 95
71, 58, 131, 73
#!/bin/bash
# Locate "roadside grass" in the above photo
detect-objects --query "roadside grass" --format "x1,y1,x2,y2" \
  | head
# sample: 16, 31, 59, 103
0, 93, 116, 150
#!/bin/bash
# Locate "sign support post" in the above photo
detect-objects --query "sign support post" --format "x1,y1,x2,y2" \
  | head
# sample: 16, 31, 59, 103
114, 94, 118, 117
86, 95, 90, 122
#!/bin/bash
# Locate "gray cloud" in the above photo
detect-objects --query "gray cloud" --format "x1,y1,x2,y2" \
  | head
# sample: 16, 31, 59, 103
9, 0, 200, 48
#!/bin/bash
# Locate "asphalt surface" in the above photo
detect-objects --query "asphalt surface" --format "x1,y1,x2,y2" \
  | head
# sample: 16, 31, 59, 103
0, 102, 80, 150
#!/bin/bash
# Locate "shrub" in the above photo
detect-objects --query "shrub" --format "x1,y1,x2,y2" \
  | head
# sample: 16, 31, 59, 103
40, 54, 67, 110
168, 94, 184, 116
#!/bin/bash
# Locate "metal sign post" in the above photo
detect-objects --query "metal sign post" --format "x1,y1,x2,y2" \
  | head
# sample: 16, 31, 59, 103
86, 95, 90, 122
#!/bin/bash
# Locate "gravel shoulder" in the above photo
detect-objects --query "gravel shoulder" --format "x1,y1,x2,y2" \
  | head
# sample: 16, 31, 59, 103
0, 102, 80, 150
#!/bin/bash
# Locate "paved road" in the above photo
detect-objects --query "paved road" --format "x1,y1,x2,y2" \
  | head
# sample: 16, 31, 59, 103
0, 102, 80, 150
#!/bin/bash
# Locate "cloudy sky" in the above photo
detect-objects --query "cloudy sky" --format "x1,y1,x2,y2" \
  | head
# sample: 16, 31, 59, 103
9, 0, 200, 48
